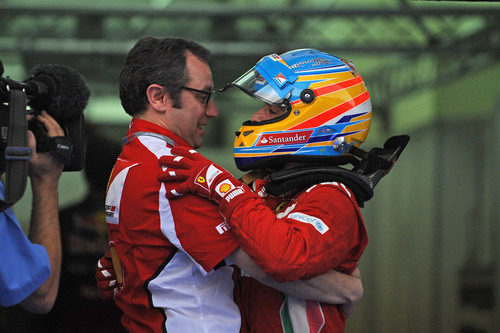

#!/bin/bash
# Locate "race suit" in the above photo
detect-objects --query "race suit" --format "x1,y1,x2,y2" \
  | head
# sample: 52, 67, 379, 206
105, 118, 241, 332
234, 179, 368, 332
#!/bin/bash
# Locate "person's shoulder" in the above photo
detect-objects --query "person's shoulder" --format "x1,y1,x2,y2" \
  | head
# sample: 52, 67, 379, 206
302, 181, 354, 199
295, 182, 361, 220
120, 136, 172, 169
135, 134, 173, 157
294, 181, 359, 211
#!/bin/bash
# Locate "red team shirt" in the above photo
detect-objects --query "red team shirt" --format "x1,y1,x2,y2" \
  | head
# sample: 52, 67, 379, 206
105, 119, 240, 332
105, 118, 368, 332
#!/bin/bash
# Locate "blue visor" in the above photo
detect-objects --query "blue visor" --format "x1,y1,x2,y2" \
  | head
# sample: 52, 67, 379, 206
230, 54, 298, 105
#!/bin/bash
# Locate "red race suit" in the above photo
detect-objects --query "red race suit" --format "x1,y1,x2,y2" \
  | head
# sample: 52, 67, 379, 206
233, 179, 368, 333
105, 119, 241, 332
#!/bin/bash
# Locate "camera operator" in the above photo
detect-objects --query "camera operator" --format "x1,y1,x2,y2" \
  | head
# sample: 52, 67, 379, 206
0, 110, 64, 313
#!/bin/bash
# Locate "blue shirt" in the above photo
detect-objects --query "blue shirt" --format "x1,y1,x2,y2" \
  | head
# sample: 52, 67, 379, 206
0, 182, 50, 307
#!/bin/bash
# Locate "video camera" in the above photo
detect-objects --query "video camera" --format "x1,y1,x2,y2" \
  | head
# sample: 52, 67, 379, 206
0, 60, 90, 210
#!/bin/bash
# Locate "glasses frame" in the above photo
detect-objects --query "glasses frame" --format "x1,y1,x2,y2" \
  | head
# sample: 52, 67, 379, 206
180, 85, 214, 107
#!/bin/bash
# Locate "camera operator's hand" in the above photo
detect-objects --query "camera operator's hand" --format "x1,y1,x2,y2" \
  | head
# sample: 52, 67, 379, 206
27, 111, 64, 182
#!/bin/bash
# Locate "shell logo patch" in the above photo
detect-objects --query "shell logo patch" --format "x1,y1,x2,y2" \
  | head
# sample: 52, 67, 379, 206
215, 179, 236, 197
219, 183, 232, 193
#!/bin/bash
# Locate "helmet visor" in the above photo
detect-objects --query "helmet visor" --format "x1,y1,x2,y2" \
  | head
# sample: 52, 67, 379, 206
231, 68, 286, 105
229, 54, 298, 105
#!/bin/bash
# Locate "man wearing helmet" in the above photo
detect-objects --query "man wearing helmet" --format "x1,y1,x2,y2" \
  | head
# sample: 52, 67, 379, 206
158, 49, 408, 331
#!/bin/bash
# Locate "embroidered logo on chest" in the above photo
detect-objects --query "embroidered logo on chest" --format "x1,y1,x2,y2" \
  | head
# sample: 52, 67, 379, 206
215, 221, 231, 234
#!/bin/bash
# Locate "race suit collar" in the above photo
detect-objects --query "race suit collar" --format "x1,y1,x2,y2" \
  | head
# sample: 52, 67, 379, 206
128, 118, 192, 148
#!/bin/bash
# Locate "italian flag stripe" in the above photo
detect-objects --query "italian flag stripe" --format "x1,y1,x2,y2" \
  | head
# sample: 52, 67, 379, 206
280, 295, 294, 333
283, 296, 326, 333
306, 300, 326, 332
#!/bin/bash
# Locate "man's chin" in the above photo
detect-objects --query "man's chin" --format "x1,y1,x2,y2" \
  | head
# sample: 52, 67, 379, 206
193, 139, 203, 149
192, 132, 205, 149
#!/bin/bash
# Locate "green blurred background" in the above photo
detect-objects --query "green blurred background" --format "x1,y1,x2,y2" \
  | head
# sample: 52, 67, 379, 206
1, 0, 499, 332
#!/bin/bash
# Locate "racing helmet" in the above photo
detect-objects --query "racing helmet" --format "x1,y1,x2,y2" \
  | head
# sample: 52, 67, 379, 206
227, 48, 372, 171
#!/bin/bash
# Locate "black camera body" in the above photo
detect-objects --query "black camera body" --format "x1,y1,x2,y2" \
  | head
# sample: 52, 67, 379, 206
0, 61, 89, 171
0, 60, 89, 209
26, 110, 86, 172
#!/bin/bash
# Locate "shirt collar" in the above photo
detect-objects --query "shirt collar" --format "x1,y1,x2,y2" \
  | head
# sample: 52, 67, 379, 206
128, 118, 192, 148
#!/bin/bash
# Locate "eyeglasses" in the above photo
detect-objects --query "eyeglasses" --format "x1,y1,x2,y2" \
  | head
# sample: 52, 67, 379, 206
180, 86, 214, 107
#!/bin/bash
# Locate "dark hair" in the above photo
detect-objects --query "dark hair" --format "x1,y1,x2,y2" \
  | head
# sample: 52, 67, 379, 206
119, 36, 211, 116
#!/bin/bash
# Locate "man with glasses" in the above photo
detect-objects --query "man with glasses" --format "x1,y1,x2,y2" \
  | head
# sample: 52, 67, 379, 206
102, 37, 363, 332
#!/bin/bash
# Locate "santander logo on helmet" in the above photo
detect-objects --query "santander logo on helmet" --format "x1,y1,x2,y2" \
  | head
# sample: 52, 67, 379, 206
257, 130, 313, 146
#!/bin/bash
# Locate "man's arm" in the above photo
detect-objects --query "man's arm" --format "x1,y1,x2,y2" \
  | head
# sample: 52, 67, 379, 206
94, 247, 363, 316
19, 111, 64, 313
159, 148, 367, 282
227, 248, 362, 307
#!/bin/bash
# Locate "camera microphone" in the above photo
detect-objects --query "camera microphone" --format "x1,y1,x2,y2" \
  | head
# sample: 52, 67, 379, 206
25, 64, 91, 171
22, 74, 57, 101
0, 61, 91, 209
25, 64, 90, 122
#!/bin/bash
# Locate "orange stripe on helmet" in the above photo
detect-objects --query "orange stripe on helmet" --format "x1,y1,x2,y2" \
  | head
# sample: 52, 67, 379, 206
314, 76, 364, 96
291, 76, 364, 106
289, 90, 370, 130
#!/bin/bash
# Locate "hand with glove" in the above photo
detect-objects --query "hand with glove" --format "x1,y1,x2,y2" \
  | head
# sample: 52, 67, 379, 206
95, 243, 123, 300
158, 146, 255, 217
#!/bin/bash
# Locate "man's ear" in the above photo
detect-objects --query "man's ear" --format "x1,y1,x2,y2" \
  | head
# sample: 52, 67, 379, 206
146, 84, 172, 112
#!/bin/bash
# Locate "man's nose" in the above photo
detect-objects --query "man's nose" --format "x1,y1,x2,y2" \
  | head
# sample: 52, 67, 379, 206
205, 100, 218, 118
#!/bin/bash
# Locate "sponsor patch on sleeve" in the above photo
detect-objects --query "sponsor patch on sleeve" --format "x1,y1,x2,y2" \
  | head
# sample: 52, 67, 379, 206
205, 164, 223, 186
215, 179, 236, 197
288, 212, 329, 234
